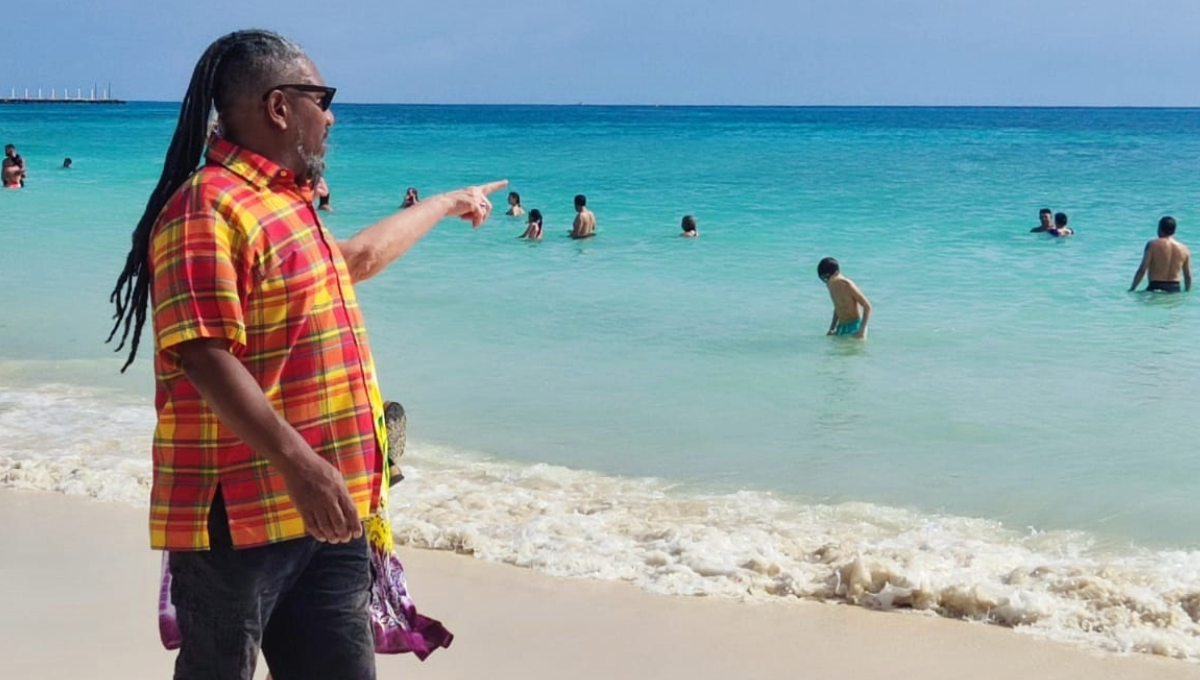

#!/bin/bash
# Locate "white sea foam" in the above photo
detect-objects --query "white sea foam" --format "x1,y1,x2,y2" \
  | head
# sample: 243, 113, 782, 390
3, 383, 1200, 661
0, 383, 154, 505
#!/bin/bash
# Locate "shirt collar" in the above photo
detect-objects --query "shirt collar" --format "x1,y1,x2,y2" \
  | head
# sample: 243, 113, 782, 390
205, 136, 315, 203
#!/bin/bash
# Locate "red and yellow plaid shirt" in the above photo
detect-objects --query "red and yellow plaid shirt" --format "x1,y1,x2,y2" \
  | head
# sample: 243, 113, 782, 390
148, 137, 384, 550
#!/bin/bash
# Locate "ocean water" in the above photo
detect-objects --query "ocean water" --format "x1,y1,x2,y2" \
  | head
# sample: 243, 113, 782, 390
3, 103, 1200, 659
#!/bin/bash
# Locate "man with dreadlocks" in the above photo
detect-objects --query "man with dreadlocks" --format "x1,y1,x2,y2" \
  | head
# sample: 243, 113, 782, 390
107, 29, 505, 680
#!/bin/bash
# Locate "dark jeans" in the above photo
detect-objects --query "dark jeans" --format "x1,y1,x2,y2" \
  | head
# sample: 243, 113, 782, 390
168, 494, 375, 680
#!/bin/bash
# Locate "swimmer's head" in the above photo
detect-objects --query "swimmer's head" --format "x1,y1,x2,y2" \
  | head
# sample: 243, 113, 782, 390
681, 215, 697, 234
508, 191, 521, 207
1159, 216, 1177, 237
62, 157, 72, 168
1039, 208, 1052, 226
574, 194, 587, 210
4, 144, 14, 157
1054, 212, 1068, 228
528, 208, 543, 226
817, 257, 840, 281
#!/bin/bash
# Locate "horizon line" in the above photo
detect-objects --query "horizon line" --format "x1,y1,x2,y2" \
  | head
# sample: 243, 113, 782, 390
119, 101, 1200, 110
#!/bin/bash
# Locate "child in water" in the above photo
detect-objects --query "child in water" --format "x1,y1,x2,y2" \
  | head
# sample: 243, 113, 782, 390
818, 257, 871, 340
1049, 212, 1073, 237
401, 186, 419, 208
520, 208, 543, 240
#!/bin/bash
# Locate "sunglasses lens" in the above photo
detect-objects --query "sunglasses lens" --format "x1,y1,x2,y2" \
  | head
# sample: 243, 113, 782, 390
264, 84, 336, 110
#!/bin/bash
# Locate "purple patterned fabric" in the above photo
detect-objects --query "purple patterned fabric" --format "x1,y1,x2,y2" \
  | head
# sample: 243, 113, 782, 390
158, 552, 182, 650
368, 541, 454, 658
157, 547, 453, 657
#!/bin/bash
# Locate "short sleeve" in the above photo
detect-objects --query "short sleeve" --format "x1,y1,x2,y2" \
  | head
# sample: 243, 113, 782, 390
149, 201, 248, 367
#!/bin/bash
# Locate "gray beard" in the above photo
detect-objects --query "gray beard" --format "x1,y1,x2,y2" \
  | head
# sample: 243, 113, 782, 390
295, 130, 326, 186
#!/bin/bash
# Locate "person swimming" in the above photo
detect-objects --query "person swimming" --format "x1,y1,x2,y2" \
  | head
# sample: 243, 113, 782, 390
401, 186, 419, 208
1030, 208, 1054, 233
680, 215, 698, 238
1050, 212, 1073, 237
520, 208, 543, 240
506, 191, 525, 218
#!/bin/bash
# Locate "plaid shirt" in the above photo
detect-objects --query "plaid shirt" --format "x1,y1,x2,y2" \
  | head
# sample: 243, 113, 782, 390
148, 137, 384, 551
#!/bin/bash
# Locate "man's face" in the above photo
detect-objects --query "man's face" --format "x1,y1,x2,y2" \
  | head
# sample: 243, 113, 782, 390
284, 61, 334, 184
4, 147, 14, 159
1040, 212, 1052, 227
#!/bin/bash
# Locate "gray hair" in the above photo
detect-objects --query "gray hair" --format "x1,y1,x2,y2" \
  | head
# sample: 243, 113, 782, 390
213, 30, 310, 113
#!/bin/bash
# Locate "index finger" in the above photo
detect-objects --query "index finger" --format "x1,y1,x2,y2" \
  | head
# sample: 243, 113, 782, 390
475, 179, 509, 196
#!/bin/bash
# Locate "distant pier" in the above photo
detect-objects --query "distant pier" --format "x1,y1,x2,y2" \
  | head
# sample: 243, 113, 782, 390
0, 98, 125, 105
0, 85, 125, 105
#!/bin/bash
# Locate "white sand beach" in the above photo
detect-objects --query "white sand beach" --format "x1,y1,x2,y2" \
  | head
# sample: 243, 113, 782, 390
0, 490, 1195, 680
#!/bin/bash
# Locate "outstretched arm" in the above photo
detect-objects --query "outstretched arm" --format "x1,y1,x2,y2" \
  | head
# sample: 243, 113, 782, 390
338, 180, 507, 282
1129, 243, 1151, 292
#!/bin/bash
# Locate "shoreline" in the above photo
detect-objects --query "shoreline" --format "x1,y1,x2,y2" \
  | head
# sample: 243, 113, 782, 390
4, 373, 1200, 661
1, 489, 1195, 680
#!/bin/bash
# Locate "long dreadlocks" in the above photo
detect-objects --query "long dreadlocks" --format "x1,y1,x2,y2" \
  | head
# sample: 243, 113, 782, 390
106, 29, 307, 371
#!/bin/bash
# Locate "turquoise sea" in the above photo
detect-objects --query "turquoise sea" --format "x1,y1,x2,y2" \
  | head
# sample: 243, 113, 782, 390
3, 103, 1200, 658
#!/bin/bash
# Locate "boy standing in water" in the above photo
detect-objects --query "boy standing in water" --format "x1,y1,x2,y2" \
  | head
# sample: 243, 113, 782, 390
818, 257, 871, 339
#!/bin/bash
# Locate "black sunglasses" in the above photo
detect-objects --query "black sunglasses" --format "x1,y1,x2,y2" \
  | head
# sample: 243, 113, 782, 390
262, 84, 337, 111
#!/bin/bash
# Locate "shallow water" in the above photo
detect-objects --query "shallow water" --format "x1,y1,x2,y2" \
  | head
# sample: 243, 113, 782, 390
3, 104, 1200, 658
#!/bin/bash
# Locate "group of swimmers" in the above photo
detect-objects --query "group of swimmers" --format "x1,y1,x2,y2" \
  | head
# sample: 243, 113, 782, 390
317, 184, 605, 240
1, 143, 76, 188
813, 209, 1193, 344
490, 188, 872, 340
295, 179, 706, 243
504, 192, 597, 240
1029, 207, 1192, 293
8, 150, 1177, 341
506, 191, 700, 241
314, 191, 1188, 344
818, 210, 1194, 345
1030, 207, 1074, 236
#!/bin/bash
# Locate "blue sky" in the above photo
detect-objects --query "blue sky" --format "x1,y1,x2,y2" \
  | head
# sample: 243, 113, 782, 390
8, 0, 1200, 106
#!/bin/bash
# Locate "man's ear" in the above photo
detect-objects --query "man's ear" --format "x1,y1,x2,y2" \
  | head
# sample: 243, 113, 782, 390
263, 90, 291, 131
